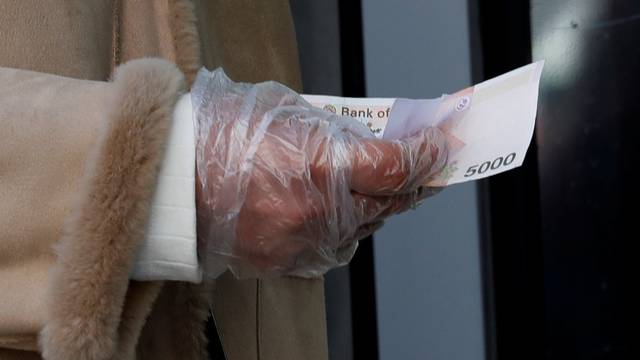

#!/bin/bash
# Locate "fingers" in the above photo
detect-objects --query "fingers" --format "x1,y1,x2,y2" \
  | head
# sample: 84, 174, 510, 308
351, 185, 440, 224
337, 221, 382, 257
349, 127, 448, 195
352, 192, 412, 223
333, 188, 438, 267
352, 221, 384, 241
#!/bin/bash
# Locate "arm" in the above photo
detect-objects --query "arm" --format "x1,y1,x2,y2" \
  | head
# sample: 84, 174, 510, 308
0, 59, 186, 357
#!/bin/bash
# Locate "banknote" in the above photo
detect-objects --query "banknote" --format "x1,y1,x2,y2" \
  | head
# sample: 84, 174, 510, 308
302, 60, 544, 186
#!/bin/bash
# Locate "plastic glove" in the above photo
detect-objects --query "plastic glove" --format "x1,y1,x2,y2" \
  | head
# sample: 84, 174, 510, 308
193, 69, 448, 278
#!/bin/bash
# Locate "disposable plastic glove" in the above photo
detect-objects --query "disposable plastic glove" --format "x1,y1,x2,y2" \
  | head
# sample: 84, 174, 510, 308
193, 69, 448, 278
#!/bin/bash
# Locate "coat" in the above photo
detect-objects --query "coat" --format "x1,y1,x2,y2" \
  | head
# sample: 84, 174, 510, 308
0, 1, 328, 359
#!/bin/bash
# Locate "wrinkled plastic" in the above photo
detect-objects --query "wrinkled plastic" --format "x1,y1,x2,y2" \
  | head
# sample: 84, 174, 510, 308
192, 68, 448, 278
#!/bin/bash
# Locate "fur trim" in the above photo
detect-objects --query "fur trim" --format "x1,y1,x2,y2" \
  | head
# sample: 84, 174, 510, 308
39, 58, 186, 360
168, 0, 203, 85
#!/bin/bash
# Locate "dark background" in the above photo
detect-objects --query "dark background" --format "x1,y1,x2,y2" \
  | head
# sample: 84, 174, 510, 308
480, 0, 637, 359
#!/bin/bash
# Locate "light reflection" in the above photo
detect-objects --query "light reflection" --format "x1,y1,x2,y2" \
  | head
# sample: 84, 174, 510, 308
531, 0, 606, 89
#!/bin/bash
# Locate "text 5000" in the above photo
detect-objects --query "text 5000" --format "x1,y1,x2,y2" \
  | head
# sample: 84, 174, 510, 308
464, 153, 516, 177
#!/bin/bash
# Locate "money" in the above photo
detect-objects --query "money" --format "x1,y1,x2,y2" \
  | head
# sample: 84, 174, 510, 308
302, 61, 544, 186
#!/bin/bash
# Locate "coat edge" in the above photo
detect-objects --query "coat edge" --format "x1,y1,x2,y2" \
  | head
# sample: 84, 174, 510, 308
39, 58, 186, 360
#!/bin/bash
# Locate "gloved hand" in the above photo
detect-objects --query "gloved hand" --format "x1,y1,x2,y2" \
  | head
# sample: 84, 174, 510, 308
193, 69, 448, 278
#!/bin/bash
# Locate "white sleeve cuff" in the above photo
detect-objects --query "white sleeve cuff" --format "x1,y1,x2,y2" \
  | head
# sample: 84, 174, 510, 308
131, 93, 202, 283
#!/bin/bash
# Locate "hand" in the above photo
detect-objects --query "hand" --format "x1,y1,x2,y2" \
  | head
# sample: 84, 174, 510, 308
193, 69, 448, 278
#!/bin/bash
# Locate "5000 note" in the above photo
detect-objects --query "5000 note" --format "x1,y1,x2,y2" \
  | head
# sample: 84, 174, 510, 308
302, 61, 544, 186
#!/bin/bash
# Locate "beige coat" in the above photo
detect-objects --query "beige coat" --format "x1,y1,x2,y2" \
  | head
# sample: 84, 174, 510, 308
0, 1, 328, 359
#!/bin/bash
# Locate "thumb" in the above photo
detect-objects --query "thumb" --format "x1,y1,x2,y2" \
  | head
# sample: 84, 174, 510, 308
349, 127, 448, 195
